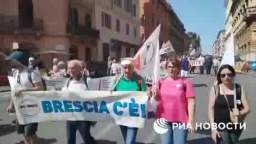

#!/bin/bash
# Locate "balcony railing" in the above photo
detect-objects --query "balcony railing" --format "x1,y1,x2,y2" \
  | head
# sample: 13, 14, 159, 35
66, 23, 99, 39
0, 15, 44, 35
246, 7, 256, 17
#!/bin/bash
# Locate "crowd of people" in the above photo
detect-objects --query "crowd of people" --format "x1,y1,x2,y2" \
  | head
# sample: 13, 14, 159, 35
5, 49, 251, 144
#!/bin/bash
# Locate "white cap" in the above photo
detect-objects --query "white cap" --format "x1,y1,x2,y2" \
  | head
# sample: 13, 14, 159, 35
12, 42, 19, 50
121, 57, 133, 66
29, 57, 35, 61
153, 118, 169, 134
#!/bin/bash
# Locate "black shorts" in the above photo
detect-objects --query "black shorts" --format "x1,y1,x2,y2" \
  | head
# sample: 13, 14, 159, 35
17, 123, 38, 136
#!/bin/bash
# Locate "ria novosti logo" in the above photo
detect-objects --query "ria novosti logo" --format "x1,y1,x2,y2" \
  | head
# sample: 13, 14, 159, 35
18, 97, 40, 117
153, 118, 246, 134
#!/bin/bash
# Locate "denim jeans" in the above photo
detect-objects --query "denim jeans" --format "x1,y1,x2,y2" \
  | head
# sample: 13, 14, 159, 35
119, 125, 138, 144
217, 130, 242, 144
66, 121, 95, 144
160, 122, 187, 144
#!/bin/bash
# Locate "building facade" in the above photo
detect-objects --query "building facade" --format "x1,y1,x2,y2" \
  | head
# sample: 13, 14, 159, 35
224, 0, 256, 61
212, 30, 225, 57
94, 0, 140, 61
0, 0, 99, 71
140, 0, 188, 55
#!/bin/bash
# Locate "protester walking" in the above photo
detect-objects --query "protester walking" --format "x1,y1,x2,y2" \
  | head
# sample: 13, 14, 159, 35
107, 56, 112, 76
205, 56, 213, 75
6, 50, 44, 144
213, 58, 220, 75
62, 59, 96, 144
49, 58, 59, 77
110, 58, 121, 76
112, 58, 147, 144
198, 55, 205, 74
180, 55, 189, 77
151, 56, 196, 144
208, 64, 250, 144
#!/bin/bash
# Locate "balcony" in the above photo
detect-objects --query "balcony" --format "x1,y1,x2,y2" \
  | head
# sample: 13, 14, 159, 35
0, 15, 44, 35
243, 6, 256, 22
66, 23, 99, 39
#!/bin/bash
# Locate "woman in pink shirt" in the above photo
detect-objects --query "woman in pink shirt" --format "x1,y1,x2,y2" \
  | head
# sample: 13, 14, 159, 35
154, 57, 196, 144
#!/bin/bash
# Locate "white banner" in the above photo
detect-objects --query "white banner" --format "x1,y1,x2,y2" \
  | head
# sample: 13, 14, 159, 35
44, 77, 67, 90
88, 76, 114, 90
9, 76, 115, 92
12, 91, 148, 128
190, 60, 203, 67
133, 25, 161, 84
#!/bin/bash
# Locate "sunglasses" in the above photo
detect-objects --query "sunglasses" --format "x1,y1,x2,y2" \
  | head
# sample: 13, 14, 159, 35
220, 73, 234, 78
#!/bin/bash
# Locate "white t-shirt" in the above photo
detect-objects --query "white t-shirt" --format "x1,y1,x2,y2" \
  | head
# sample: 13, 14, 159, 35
198, 57, 205, 66
62, 78, 88, 91
213, 59, 220, 67
13, 69, 42, 89
111, 63, 120, 74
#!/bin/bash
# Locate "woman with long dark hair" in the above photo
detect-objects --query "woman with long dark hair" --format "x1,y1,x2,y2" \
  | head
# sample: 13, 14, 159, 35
208, 64, 250, 144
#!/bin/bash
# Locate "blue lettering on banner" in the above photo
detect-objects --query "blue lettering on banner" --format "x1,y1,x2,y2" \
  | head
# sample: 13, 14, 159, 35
73, 101, 83, 112
42, 101, 53, 113
40, 98, 146, 118
93, 101, 99, 113
99, 101, 109, 114
129, 98, 139, 117
83, 101, 93, 112
63, 100, 73, 112
52, 100, 64, 112
113, 102, 123, 116
140, 104, 146, 118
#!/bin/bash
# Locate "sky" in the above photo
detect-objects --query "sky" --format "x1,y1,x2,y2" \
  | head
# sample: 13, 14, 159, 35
169, 0, 226, 54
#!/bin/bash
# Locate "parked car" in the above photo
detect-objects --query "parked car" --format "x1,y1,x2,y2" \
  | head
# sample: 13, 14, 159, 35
0, 75, 9, 86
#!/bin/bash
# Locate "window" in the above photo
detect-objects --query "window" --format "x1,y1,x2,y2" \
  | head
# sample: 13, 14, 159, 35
126, 23, 129, 35
133, 27, 137, 38
126, 47, 130, 57
18, 0, 34, 28
85, 14, 91, 28
124, 0, 129, 12
85, 48, 91, 61
70, 45, 78, 59
116, 19, 120, 32
124, 0, 132, 13
151, 15, 155, 27
132, 4, 136, 17
101, 12, 111, 29
103, 43, 110, 61
114, 0, 122, 8
68, 8, 79, 32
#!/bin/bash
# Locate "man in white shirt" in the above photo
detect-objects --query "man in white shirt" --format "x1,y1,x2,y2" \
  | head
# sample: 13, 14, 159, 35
198, 55, 205, 74
110, 58, 121, 76
62, 59, 95, 144
213, 58, 220, 75
6, 50, 44, 144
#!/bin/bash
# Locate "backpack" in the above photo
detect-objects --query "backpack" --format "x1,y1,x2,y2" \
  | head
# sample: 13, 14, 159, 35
27, 69, 47, 90
66, 75, 88, 89
213, 83, 243, 108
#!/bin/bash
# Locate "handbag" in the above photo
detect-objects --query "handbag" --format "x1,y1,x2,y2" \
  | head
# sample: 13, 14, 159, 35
222, 94, 239, 123
222, 85, 246, 123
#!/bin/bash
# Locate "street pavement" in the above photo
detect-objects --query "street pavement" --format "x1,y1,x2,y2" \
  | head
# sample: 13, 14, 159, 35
0, 73, 256, 144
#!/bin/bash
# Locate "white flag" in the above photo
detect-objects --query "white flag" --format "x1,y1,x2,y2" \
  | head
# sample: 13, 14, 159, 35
133, 25, 161, 84
159, 40, 175, 55
221, 33, 235, 67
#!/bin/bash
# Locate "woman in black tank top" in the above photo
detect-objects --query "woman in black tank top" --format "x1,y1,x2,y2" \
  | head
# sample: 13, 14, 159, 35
208, 64, 250, 144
